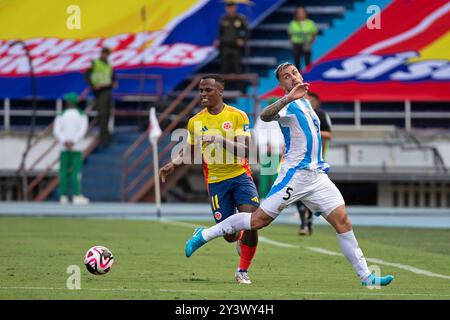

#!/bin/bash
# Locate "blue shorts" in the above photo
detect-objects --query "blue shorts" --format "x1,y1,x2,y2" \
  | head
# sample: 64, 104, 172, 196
208, 173, 260, 223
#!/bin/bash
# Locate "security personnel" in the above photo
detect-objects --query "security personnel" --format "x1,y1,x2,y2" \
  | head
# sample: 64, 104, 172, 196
84, 47, 117, 147
215, 1, 250, 75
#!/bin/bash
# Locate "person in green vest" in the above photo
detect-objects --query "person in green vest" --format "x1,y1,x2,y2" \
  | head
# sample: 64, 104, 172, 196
53, 92, 90, 205
84, 47, 117, 148
287, 7, 318, 71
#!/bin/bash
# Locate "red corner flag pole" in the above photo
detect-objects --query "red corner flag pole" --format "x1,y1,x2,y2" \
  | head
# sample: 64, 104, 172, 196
149, 107, 162, 218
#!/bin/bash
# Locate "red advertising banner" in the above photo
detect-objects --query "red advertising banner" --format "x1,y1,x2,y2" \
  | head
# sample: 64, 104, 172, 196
262, 0, 450, 102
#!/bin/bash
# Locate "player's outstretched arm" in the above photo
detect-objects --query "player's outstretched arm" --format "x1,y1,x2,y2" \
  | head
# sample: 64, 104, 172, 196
159, 144, 193, 183
260, 83, 310, 122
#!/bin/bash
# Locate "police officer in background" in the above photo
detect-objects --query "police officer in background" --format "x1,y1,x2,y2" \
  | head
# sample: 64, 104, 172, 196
84, 47, 117, 147
214, 0, 250, 76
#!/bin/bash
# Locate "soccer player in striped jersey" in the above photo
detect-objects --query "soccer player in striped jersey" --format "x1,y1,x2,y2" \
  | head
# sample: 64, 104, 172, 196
159, 74, 259, 284
184, 63, 394, 287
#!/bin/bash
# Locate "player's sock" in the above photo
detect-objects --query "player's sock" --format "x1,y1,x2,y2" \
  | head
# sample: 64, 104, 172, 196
336, 229, 371, 280
202, 212, 252, 241
238, 244, 257, 271
299, 210, 306, 229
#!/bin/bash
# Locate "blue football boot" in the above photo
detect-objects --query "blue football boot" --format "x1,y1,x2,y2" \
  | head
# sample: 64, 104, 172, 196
185, 228, 207, 257
362, 273, 395, 287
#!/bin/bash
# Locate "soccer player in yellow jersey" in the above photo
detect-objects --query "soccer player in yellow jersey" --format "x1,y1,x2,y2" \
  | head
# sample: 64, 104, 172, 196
159, 74, 259, 284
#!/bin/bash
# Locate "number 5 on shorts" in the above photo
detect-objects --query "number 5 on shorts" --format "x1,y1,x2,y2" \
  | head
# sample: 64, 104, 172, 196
283, 187, 293, 200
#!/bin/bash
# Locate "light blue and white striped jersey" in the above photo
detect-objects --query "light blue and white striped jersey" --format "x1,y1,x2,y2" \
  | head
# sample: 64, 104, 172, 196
278, 98, 330, 173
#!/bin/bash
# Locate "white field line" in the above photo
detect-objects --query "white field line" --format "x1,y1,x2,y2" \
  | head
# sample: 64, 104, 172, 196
258, 236, 298, 248
305, 246, 450, 280
159, 219, 207, 229
0, 286, 449, 298
160, 219, 450, 280
364, 258, 450, 280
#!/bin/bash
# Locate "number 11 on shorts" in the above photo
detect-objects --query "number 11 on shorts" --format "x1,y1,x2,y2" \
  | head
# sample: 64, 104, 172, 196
211, 194, 220, 210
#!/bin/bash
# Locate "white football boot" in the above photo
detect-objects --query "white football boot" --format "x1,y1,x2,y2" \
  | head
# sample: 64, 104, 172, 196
235, 269, 252, 285
59, 196, 69, 204
73, 195, 90, 205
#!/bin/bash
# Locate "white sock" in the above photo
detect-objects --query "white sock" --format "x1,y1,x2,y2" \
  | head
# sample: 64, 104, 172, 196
202, 212, 252, 241
336, 230, 371, 281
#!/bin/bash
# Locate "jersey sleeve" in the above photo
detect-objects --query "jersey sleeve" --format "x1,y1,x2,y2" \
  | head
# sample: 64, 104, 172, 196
235, 112, 251, 137
277, 106, 289, 121
186, 118, 197, 145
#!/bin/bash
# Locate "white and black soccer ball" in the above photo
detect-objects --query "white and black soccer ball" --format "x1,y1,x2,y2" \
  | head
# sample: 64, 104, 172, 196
83, 246, 114, 275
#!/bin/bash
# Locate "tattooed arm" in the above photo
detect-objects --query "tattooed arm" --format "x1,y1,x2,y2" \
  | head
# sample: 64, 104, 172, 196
260, 96, 289, 122
260, 83, 310, 122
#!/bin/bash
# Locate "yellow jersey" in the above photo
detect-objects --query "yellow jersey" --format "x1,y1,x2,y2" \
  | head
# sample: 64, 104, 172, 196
187, 104, 252, 184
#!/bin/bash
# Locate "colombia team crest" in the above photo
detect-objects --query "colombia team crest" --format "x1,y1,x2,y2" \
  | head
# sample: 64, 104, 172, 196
222, 122, 233, 130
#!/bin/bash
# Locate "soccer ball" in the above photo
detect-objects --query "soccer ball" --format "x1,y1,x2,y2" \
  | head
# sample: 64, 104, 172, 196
83, 246, 114, 275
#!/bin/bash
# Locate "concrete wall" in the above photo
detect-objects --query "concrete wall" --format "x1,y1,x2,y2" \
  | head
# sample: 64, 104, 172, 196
378, 182, 450, 208
0, 135, 95, 172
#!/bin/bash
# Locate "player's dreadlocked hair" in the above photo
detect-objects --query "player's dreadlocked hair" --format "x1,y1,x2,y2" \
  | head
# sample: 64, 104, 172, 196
274, 62, 295, 80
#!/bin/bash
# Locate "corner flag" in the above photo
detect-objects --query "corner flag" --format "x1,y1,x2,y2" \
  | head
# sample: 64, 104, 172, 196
149, 107, 162, 218
149, 107, 162, 143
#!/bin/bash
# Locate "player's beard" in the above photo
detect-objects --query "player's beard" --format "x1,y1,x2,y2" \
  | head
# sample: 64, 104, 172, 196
285, 80, 301, 93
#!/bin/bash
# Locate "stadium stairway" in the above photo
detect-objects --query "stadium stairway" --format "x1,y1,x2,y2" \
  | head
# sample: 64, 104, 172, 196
83, 129, 139, 202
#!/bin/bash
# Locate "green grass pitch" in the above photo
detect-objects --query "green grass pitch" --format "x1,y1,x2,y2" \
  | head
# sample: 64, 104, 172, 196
1, 216, 449, 299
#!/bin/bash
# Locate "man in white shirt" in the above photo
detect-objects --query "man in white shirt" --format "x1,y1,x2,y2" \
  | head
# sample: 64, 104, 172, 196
53, 92, 90, 205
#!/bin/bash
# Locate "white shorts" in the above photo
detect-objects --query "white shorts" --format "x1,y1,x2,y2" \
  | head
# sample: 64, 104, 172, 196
260, 169, 345, 219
